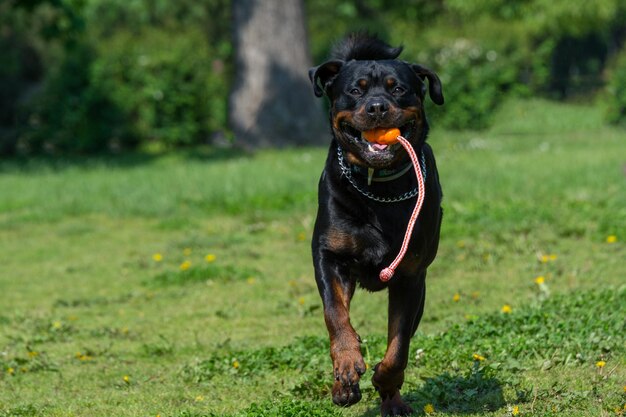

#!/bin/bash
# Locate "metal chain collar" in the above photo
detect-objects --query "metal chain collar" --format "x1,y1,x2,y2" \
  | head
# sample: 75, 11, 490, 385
336, 145, 427, 203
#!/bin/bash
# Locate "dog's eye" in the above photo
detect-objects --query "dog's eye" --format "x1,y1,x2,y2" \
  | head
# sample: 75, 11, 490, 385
392, 86, 405, 96
349, 88, 362, 96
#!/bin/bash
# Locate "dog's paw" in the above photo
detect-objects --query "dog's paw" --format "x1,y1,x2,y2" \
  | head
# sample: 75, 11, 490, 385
372, 362, 404, 393
330, 349, 366, 407
380, 391, 414, 416
332, 380, 362, 407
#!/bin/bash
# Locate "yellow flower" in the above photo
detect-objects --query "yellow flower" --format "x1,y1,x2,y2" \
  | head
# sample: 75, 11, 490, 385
534, 276, 545, 285
501, 304, 512, 314
75, 351, 93, 361
473, 353, 485, 361
232, 360, 240, 369
246, 277, 256, 285
28, 351, 38, 358
195, 395, 204, 402
596, 360, 606, 368
179, 260, 191, 271
540, 254, 557, 263
606, 235, 617, 243
205, 254, 216, 263
123, 375, 130, 383
298, 297, 305, 305
424, 403, 435, 414
296, 232, 306, 241
512, 405, 520, 415
52, 321, 62, 329
152, 253, 163, 262
453, 293, 461, 302
183, 247, 192, 256
7, 367, 15, 375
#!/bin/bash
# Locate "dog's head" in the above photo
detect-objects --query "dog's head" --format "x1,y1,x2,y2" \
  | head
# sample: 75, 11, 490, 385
309, 34, 443, 169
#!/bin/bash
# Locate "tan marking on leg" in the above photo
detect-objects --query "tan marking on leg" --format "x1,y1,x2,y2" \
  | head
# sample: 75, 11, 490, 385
323, 277, 365, 407
325, 228, 357, 253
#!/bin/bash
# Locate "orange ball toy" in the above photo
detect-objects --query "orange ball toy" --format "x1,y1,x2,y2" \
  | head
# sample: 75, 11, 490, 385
362, 128, 401, 145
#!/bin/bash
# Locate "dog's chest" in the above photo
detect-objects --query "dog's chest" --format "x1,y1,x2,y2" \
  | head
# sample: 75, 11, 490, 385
367, 201, 414, 245
349, 202, 423, 288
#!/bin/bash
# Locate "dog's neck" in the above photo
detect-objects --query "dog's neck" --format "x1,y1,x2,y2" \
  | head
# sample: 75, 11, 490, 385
335, 144, 427, 203
350, 161, 413, 185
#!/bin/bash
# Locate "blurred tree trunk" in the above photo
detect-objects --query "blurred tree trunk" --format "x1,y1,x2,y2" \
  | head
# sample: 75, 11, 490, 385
229, 0, 326, 148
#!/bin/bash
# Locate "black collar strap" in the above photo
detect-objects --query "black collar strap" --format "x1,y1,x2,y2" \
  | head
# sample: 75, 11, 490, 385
350, 162, 413, 184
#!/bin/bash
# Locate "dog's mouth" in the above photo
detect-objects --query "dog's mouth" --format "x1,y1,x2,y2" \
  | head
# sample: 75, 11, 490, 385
339, 120, 416, 166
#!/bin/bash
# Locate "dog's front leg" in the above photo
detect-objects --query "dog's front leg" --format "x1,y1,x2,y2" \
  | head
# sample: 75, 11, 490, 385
313, 251, 365, 407
373, 272, 426, 416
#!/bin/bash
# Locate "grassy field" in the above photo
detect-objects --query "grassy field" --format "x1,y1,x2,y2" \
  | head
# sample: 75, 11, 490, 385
0, 99, 624, 416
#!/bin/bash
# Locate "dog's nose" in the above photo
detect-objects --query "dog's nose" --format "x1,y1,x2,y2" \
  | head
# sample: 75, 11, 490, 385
366, 99, 388, 117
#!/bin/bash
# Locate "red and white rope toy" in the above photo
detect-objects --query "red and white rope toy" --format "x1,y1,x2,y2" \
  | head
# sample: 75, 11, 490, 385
379, 135, 426, 282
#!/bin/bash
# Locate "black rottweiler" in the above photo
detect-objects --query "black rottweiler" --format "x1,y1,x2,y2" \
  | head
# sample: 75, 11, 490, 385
309, 33, 444, 416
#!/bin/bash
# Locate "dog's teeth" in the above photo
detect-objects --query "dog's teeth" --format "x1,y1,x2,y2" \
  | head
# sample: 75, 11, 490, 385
367, 144, 374, 152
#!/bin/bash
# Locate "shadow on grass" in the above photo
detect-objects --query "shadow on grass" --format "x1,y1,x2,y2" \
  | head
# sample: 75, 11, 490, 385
0, 145, 246, 173
360, 369, 506, 416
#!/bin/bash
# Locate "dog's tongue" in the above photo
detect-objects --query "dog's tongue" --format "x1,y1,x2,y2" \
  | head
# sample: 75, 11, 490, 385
372, 143, 388, 150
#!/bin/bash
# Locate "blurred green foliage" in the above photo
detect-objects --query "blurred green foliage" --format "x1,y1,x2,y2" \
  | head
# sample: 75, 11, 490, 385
421, 39, 523, 130
1, 0, 230, 154
23, 42, 130, 153
1, 0, 626, 155
606, 48, 626, 126
90, 28, 228, 148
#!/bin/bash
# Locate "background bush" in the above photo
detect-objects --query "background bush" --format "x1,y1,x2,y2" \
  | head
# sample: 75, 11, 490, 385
20, 43, 130, 154
91, 28, 229, 149
0, 2, 44, 155
420, 39, 522, 130
606, 49, 626, 127
1, 0, 626, 155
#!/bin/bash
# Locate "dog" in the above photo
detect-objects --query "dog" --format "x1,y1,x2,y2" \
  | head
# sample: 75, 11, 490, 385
309, 33, 444, 416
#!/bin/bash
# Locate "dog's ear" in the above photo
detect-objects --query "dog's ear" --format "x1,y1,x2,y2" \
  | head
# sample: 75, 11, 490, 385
411, 64, 444, 105
309, 60, 343, 98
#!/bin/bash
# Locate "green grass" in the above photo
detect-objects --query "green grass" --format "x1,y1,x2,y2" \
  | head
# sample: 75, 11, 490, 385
0, 99, 624, 416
